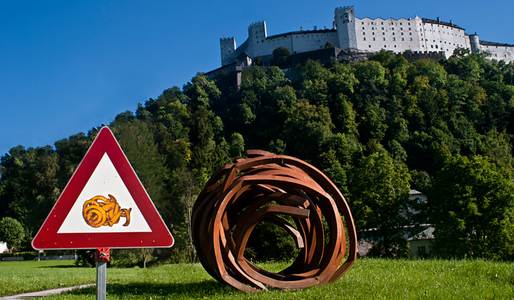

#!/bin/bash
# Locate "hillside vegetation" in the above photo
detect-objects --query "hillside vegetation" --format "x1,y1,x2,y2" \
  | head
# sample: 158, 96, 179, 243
0, 50, 513, 261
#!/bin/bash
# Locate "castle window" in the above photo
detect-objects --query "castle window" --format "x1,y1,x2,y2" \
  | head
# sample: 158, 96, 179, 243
410, 38, 413, 41
383, 38, 386, 41
402, 38, 405, 41
369, 45, 372, 48
363, 37, 366, 41
373, 37, 376, 41
383, 32, 385, 35
393, 38, 396, 41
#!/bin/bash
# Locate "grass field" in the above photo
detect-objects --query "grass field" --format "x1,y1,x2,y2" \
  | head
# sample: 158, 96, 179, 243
0, 259, 512, 299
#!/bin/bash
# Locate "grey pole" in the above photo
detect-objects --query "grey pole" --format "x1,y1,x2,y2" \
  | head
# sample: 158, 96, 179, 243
96, 260, 107, 300
95, 249, 109, 300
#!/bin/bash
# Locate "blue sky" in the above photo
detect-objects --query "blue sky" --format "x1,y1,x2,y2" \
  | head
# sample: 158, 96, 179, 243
1, 0, 513, 155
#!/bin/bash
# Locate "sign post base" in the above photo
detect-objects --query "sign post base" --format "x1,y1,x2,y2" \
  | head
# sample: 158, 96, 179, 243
95, 248, 110, 300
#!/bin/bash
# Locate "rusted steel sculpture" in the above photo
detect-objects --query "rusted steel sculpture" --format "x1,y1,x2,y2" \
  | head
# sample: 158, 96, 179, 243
191, 150, 357, 292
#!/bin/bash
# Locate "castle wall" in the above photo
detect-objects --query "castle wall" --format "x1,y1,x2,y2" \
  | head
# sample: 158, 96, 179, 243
251, 35, 290, 57
248, 31, 338, 58
421, 21, 469, 58
291, 32, 338, 53
355, 17, 423, 53
480, 44, 514, 62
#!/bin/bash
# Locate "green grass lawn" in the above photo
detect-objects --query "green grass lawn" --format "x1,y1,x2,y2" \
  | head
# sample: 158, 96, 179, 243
0, 259, 512, 299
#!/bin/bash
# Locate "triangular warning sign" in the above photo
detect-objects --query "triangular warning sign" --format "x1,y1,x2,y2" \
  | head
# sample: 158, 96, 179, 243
32, 127, 174, 249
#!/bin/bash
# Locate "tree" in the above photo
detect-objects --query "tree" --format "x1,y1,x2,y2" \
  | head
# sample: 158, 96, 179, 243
183, 74, 221, 109
297, 60, 331, 106
0, 146, 60, 235
171, 168, 200, 262
479, 129, 513, 169
445, 53, 482, 82
111, 118, 171, 223
350, 147, 411, 257
0, 217, 25, 251
271, 47, 291, 67
429, 155, 514, 260
319, 150, 348, 195
55, 132, 91, 187
229, 132, 245, 158
353, 60, 388, 95
283, 100, 334, 161
140, 95, 192, 171
189, 105, 218, 184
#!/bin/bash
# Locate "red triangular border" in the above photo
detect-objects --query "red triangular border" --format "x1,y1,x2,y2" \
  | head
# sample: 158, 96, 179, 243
32, 127, 174, 249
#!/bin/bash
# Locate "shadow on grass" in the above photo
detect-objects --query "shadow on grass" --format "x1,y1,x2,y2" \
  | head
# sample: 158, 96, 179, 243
37, 265, 83, 269
67, 281, 238, 298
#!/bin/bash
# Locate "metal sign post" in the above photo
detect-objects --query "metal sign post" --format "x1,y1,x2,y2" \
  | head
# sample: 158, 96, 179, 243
95, 248, 110, 300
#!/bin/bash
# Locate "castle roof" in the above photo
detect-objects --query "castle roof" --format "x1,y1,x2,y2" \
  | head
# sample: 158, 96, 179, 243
480, 40, 514, 48
422, 18, 464, 30
266, 28, 336, 40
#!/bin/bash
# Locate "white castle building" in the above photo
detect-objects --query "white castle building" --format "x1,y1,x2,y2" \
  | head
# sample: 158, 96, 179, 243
219, 6, 514, 67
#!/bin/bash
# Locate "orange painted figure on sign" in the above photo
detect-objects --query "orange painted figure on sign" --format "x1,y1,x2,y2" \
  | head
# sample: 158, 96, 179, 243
82, 194, 131, 228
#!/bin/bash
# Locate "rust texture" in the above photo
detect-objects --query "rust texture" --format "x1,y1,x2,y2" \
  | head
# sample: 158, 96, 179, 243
191, 150, 357, 292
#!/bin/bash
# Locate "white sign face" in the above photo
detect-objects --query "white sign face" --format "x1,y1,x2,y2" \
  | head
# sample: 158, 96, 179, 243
58, 153, 151, 233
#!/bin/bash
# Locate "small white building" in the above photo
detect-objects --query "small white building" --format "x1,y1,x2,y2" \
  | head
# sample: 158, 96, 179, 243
358, 190, 434, 257
0, 241, 8, 253
358, 224, 434, 258
219, 5, 514, 66
407, 225, 434, 257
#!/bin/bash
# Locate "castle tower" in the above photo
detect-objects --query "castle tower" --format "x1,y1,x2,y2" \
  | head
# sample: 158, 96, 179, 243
247, 21, 267, 57
469, 33, 481, 54
335, 6, 358, 50
220, 37, 236, 66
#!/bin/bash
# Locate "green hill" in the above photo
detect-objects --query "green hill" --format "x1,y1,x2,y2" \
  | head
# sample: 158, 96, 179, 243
0, 50, 513, 261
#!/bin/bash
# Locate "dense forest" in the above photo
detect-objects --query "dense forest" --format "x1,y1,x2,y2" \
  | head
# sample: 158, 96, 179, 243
0, 50, 513, 263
